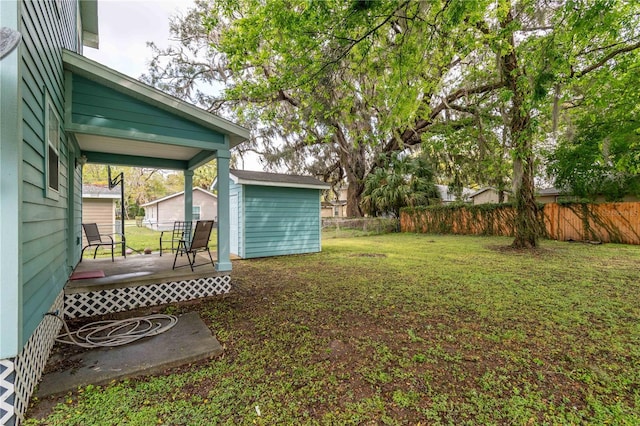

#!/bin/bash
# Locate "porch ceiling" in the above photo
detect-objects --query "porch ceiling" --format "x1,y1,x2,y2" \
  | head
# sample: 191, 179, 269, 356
74, 134, 214, 170
62, 50, 249, 170
76, 134, 200, 161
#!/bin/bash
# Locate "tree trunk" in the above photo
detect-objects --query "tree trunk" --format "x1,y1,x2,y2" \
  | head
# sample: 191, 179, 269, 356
508, 87, 539, 248
346, 179, 364, 217
334, 124, 366, 217
344, 147, 366, 217
511, 142, 540, 248
500, 5, 539, 248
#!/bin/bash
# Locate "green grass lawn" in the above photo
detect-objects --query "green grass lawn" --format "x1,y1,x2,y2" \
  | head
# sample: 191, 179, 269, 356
30, 234, 640, 424
84, 221, 217, 258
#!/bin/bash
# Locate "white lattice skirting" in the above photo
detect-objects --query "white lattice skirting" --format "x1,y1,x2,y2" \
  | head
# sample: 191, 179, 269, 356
64, 275, 232, 318
0, 292, 63, 426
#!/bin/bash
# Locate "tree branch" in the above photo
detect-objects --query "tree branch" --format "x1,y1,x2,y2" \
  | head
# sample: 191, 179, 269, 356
573, 40, 640, 79
305, 1, 411, 84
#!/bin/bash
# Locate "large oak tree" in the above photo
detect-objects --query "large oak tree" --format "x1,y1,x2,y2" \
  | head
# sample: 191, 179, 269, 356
146, 0, 640, 247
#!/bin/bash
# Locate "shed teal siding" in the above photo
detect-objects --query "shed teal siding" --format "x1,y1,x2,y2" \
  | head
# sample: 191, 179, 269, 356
18, 0, 81, 348
69, 74, 226, 145
236, 185, 322, 259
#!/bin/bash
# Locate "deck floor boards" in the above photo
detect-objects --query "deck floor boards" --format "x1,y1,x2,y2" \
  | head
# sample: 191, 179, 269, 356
66, 252, 226, 294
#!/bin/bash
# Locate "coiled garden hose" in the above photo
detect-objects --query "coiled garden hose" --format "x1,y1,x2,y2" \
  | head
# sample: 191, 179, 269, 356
47, 312, 178, 348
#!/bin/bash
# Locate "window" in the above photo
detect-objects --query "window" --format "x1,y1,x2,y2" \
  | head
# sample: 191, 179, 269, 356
192, 206, 201, 221
45, 94, 61, 199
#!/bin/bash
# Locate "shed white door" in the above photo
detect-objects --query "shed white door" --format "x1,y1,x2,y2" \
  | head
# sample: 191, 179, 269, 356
230, 193, 239, 255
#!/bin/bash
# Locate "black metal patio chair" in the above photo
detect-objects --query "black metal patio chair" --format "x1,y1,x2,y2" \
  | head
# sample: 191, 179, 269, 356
81, 223, 125, 262
159, 221, 192, 256
172, 220, 215, 271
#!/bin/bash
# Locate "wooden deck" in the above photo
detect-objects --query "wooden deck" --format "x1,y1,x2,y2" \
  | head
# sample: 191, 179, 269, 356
67, 252, 225, 294
64, 252, 233, 318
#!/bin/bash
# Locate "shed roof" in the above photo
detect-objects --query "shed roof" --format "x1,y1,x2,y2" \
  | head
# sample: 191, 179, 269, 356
82, 184, 119, 199
140, 187, 217, 207
229, 170, 330, 190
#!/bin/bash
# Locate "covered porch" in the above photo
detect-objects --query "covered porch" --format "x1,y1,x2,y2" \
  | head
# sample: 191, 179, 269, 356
63, 49, 249, 276
61, 50, 249, 318
64, 253, 234, 318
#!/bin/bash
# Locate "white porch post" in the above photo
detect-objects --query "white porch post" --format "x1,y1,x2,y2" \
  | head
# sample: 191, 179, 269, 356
184, 170, 193, 223
216, 150, 232, 271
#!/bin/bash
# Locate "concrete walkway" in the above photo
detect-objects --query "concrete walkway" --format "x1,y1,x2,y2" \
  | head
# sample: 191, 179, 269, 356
37, 312, 222, 397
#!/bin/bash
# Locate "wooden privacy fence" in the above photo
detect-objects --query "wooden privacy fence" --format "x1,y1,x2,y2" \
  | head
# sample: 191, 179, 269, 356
401, 202, 640, 245
545, 202, 640, 244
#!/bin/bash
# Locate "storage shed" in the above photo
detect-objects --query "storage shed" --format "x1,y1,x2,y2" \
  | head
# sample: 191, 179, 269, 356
228, 170, 330, 259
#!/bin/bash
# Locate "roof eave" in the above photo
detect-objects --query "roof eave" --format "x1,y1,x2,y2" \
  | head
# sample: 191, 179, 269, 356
82, 194, 119, 199
140, 187, 217, 207
231, 177, 330, 190
79, 1, 99, 49
62, 50, 249, 147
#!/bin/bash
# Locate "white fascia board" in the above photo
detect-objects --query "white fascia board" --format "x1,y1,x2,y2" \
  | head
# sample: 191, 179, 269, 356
82, 193, 119, 199
140, 187, 216, 207
195, 187, 217, 198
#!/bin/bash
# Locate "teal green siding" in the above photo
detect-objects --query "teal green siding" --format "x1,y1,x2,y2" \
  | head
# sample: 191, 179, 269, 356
69, 75, 226, 145
18, 0, 81, 348
240, 186, 322, 259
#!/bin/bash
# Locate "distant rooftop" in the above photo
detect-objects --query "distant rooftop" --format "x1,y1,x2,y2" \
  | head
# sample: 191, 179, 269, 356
537, 187, 560, 196
82, 184, 119, 198
436, 184, 473, 203
468, 187, 512, 198
140, 187, 217, 207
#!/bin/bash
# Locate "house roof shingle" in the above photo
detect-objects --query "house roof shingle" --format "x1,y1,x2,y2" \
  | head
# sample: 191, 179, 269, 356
82, 184, 120, 199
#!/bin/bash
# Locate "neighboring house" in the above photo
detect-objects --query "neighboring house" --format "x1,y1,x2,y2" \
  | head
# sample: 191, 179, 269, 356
469, 187, 511, 205
225, 170, 330, 259
466, 186, 640, 205
320, 184, 473, 217
82, 184, 119, 237
321, 187, 348, 218
436, 184, 474, 204
536, 187, 562, 204
0, 2, 248, 424
536, 187, 640, 204
141, 188, 218, 231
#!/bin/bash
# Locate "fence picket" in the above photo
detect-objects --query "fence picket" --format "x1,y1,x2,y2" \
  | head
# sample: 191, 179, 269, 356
401, 202, 640, 245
